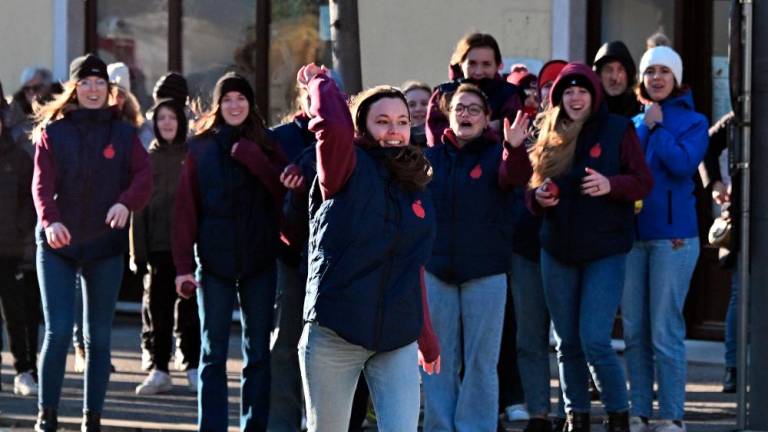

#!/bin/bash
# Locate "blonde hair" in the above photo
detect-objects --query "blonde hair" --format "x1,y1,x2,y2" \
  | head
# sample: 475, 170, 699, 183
113, 87, 144, 128
528, 106, 586, 188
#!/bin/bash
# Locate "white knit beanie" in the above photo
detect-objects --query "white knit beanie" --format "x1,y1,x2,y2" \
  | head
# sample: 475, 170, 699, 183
107, 62, 131, 92
638, 46, 683, 86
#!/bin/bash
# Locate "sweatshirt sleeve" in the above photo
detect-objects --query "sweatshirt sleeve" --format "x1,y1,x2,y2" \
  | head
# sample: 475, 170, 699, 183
417, 266, 440, 363
425, 88, 448, 147
32, 130, 61, 228
231, 137, 287, 209
647, 115, 709, 178
171, 153, 200, 276
16, 149, 36, 238
525, 187, 545, 216
129, 207, 149, 264
117, 135, 153, 212
307, 73, 356, 200
607, 127, 654, 202
498, 141, 533, 189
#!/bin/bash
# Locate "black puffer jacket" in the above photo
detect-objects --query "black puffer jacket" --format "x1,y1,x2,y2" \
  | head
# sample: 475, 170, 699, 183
0, 132, 35, 259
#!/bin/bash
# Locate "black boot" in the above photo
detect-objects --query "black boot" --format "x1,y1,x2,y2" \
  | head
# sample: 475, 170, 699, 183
81, 410, 101, 432
723, 367, 737, 393
552, 417, 566, 432
35, 407, 58, 432
565, 412, 590, 432
604, 411, 629, 432
524, 417, 554, 432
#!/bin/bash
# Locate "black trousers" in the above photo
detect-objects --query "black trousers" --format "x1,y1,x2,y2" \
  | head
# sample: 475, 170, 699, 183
0, 258, 42, 374
140, 251, 200, 372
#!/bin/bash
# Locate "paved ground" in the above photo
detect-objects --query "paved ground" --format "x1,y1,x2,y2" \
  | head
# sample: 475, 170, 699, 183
0, 315, 737, 431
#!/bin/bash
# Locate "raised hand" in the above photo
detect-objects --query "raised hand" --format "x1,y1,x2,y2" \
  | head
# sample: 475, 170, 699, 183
296, 63, 330, 88
503, 110, 532, 148
643, 103, 663, 128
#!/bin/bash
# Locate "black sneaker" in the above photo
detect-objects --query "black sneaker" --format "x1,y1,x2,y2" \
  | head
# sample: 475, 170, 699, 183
723, 367, 736, 393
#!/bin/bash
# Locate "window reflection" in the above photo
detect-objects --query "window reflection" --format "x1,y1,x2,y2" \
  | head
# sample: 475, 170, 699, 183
96, 0, 168, 109
182, 0, 257, 109
601, 0, 675, 63
269, 0, 332, 125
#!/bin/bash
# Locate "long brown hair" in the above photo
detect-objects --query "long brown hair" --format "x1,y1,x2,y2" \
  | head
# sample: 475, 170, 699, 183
350, 86, 432, 193
193, 92, 272, 152
528, 106, 586, 188
112, 87, 144, 128
31, 80, 113, 144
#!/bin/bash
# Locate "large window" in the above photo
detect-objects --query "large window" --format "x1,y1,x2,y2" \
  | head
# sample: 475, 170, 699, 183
268, 0, 332, 124
96, 0, 169, 108
182, 0, 257, 109
600, 0, 676, 63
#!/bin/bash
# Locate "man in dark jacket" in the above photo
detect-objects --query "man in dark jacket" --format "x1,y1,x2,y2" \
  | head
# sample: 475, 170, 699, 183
593, 41, 641, 118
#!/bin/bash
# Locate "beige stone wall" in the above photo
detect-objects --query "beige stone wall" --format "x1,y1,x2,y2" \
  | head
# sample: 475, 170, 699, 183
357, 0, 551, 89
0, 0, 55, 95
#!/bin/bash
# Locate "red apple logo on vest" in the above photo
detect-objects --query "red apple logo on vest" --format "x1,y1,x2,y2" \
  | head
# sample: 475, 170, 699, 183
589, 143, 602, 158
469, 164, 483, 179
103, 144, 116, 159
412, 200, 426, 219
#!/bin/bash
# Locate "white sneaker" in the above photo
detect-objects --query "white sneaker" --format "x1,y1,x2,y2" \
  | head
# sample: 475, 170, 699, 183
185, 368, 199, 393
653, 420, 686, 432
74, 346, 86, 373
504, 403, 530, 422
13, 371, 38, 396
630, 416, 650, 432
135, 370, 173, 395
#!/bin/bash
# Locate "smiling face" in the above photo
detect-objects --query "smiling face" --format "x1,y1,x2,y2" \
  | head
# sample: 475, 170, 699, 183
642, 64, 676, 102
220, 91, 249, 126
405, 88, 431, 127
599, 60, 628, 96
76, 76, 109, 109
460, 47, 500, 81
449, 91, 489, 144
156, 105, 179, 142
561, 86, 592, 122
365, 97, 411, 147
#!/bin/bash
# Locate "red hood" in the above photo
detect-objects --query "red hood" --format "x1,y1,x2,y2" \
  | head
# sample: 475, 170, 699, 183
549, 62, 604, 114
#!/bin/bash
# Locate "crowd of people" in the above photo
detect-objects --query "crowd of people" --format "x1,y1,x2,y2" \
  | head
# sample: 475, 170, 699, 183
0, 28, 724, 432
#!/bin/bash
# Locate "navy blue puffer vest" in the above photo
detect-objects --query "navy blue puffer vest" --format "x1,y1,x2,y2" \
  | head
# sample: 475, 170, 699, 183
304, 147, 436, 352
189, 126, 279, 280
425, 135, 517, 284
539, 109, 634, 264
38, 108, 135, 261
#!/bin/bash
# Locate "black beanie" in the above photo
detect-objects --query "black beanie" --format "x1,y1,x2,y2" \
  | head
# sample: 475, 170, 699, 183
69, 54, 109, 82
153, 72, 189, 104
213, 72, 255, 107
553, 74, 596, 104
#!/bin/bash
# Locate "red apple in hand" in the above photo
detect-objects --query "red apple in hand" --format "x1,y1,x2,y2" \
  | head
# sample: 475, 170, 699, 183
541, 181, 560, 199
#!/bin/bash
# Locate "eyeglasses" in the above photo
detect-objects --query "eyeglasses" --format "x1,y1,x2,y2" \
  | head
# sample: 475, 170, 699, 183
452, 103, 485, 116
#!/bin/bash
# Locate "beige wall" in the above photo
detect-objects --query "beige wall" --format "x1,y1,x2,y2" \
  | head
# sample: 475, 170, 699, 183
358, 0, 551, 89
0, 0, 55, 95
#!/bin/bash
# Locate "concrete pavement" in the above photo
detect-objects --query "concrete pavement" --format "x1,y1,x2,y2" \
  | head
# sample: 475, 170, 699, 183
0, 315, 737, 431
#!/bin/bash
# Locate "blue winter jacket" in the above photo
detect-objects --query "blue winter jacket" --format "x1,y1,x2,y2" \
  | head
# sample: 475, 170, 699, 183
632, 90, 709, 240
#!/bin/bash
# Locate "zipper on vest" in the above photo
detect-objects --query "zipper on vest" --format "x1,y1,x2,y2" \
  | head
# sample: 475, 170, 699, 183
448, 152, 458, 280
373, 181, 401, 350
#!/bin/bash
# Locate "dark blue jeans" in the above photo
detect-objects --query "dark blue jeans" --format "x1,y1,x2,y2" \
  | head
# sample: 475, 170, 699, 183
540, 249, 629, 414
37, 248, 123, 413
197, 264, 276, 432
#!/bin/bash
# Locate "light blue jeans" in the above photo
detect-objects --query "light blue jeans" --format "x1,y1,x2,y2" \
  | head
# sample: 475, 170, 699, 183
622, 238, 700, 420
510, 253, 566, 418
421, 272, 507, 432
540, 249, 629, 414
298, 323, 420, 432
